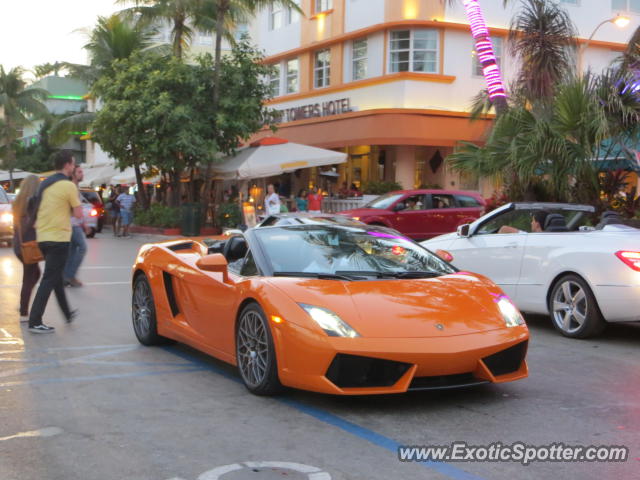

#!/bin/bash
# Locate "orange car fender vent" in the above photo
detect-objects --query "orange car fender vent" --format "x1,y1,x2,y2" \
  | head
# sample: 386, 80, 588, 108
408, 373, 488, 391
481, 340, 528, 377
167, 242, 195, 252
325, 354, 411, 389
162, 271, 180, 317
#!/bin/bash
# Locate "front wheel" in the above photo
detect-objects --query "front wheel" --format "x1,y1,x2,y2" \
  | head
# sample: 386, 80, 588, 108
132, 274, 170, 345
236, 303, 282, 395
549, 274, 605, 338
86, 228, 96, 238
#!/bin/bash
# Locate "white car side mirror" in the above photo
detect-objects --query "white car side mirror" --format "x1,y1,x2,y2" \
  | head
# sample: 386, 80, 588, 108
457, 224, 471, 237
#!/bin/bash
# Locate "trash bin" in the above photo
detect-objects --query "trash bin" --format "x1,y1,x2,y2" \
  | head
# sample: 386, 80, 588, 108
180, 203, 202, 236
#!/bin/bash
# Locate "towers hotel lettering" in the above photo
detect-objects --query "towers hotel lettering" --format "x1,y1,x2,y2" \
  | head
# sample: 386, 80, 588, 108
276, 98, 352, 123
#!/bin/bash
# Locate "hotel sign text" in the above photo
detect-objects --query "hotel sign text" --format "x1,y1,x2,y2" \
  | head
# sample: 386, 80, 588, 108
276, 98, 353, 123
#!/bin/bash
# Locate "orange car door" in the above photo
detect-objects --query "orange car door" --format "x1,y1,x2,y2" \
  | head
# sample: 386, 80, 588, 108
174, 261, 238, 356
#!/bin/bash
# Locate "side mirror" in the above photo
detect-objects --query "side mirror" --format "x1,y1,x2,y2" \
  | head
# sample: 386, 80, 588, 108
393, 202, 406, 212
457, 224, 471, 237
196, 253, 229, 282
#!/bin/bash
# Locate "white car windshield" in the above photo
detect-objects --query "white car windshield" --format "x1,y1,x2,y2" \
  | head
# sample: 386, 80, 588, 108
255, 226, 456, 279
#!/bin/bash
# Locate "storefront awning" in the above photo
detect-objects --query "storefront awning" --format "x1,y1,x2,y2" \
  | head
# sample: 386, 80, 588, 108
212, 137, 347, 180
0, 169, 38, 182
110, 166, 159, 185
79, 163, 123, 188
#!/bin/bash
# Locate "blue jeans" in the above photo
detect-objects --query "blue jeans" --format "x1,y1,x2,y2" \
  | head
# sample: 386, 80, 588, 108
64, 226, 87, 281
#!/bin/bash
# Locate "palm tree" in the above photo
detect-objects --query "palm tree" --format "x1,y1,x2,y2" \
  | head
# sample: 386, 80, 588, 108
509, 0, 577, 105
0, 66, 49, 190
118, 0, 214, 59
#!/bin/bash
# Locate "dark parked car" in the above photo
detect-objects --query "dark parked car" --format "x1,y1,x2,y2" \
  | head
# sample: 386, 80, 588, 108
80, 188, 106, 232
338, 189, 485, 240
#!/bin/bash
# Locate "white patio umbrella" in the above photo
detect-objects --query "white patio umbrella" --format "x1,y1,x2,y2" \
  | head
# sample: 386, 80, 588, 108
110, 166, 159, 185
79, 163, 123, 188
211, 137, 347, 180
0, 169, 38, 182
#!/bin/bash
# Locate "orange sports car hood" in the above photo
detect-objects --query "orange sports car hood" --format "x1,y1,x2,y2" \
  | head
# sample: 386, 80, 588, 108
266, 273, 510, 338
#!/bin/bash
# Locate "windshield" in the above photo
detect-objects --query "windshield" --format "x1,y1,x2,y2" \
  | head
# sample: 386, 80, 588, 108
477, 207, 593, 234
363, 193, 404, 210
255, 226, 456, 278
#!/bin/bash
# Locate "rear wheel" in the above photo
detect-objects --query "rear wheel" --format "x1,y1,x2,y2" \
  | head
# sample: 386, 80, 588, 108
132, 274, 170, 345
86, 228, 96, 238
549, 274, 605, 338
236, 303, 282, 395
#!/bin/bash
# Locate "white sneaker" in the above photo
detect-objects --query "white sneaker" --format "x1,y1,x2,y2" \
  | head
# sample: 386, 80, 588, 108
29, 324, 55, 334
19, 316, 29, 323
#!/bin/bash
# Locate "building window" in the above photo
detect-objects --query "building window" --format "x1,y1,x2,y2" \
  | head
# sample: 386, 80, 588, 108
390, 29, 439, 74
234, 23, 249, 41
269, 64, 281, 97
352, 37, 368, 81
270, 5, 284, 30
612, 0, 640, 12
286, 58, 299, 94
288, 0, 301, 23
195, 30, 213, 46
315, 0, 332, 13
472, 36, 502, 77
314, 49, 331, 88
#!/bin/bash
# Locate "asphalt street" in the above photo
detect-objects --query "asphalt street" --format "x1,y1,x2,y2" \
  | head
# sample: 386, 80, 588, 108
0, 232, 639, 480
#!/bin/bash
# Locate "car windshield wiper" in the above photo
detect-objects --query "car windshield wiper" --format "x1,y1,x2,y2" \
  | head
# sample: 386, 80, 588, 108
273, 271, 363, 281
389, 271, 442, 279
335, 270, 442, 279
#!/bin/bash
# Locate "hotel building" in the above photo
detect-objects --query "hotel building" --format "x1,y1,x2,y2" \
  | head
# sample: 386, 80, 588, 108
249, 0, 639, 197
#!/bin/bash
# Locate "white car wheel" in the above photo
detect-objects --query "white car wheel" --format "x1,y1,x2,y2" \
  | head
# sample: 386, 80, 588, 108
549, 274, 605, 339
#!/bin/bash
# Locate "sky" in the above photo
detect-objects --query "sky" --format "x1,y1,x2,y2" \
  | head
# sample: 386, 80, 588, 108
1, 0, 126, 75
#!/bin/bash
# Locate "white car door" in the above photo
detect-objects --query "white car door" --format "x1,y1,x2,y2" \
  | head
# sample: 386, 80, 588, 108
446, 208, 533, 299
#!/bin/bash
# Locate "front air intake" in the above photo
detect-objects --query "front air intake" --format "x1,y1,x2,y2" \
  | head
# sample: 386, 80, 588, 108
325, 354, 411, 388
162, 271, 180, 317
482, 341, 528, 377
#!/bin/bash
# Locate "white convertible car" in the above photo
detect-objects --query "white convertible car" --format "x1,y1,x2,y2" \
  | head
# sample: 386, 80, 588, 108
422, 203, 640, 338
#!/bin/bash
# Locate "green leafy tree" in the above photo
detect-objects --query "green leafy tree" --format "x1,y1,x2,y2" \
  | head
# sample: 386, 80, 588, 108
91, 41, 276, 211
0, 66, 49, 189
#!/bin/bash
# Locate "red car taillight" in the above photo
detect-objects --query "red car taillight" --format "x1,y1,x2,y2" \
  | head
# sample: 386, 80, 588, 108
615, 251, 640, 271
90, 209, 98, 217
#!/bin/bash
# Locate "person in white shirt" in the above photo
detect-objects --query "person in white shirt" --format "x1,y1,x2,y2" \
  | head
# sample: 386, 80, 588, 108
264, 184, 281, 216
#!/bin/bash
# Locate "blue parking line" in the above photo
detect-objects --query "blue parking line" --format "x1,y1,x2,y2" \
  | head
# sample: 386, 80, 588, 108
163, 346, 486, 480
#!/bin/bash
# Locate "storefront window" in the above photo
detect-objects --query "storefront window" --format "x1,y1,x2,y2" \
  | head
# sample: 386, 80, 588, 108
390, 29, 439, 74
315, 0, 332, 13
472, 37, 502, 77
314, 49, 331, 88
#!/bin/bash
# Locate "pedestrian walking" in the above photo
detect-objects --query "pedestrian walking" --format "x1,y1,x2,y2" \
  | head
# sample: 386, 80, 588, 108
295, 189, 308, 212
28, 150, 82, 333
307, 187, 323, 214
11, 175, 42, 322
107, 186, 121, 236
264, 184, 281, 216
116, 187, 136, 237
63, 165, 88, 287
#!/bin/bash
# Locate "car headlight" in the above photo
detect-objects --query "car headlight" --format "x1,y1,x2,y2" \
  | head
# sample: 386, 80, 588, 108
298, 303, 360, 338
1, 212, 13, 224
497, 297, 525, 327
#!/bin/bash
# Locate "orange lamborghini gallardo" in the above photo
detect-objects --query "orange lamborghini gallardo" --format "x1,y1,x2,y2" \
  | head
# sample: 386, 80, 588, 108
131, 220, 529, 395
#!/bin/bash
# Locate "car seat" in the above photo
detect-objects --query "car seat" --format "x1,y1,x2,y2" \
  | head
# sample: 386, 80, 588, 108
223, 236, 248, 263
543, 213, 569, 232
596, 211, 624, 229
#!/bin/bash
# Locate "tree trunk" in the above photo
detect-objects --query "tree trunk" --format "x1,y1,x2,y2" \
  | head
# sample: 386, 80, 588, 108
200, 0, 229, 222
133, 162, 149, 210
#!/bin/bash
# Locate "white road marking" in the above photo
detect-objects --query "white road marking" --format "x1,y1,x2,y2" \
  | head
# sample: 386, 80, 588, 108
194, 462, 331, 480
0, 427, 63, 442
0, 328, 12, 338
0, 329, 23, 346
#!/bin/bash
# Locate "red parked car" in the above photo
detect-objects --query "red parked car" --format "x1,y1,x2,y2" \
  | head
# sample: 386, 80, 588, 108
338, 189, 485, 240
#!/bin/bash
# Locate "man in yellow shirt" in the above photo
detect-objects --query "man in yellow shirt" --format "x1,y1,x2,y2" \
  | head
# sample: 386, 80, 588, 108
28, 150, 83, 333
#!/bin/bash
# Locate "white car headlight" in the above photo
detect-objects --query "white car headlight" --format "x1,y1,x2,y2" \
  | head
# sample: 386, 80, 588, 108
498, 297, 525, 327
298, 303, 360, 338
1, 212, 13, 225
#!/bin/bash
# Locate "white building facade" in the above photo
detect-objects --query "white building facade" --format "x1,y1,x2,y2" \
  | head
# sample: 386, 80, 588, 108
249, 0, 638, 196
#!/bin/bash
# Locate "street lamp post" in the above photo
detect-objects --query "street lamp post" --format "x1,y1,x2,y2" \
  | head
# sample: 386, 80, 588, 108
579, 14, 630, 71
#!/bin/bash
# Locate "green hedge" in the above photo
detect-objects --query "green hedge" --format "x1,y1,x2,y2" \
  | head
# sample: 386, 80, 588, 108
362, 181, 403, 195
134, 204, 179, 228
216, 202, 242, 228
